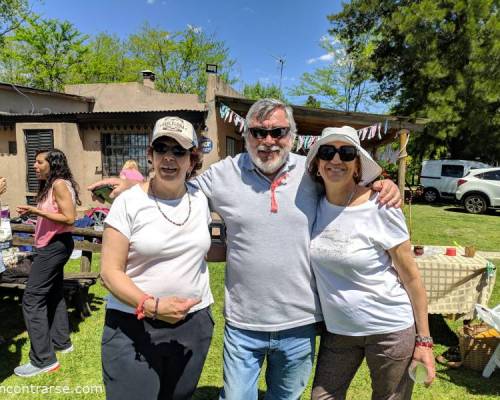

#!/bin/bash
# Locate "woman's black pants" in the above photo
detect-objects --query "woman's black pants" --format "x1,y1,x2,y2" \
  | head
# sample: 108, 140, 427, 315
22, 233, 74, 368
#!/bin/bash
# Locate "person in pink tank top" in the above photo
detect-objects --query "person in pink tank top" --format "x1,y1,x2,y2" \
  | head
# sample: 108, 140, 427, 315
119, 159, 145, 182
14, 149, 81, 378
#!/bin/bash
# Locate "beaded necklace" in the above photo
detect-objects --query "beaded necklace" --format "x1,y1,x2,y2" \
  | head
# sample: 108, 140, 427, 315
149, 179, 191, 226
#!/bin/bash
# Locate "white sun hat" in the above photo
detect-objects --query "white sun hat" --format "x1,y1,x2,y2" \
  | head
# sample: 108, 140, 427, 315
306, 125, 382, 185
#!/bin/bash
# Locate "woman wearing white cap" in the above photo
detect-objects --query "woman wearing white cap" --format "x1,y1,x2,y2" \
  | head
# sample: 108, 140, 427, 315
100, 116, 214, 400
306, 126, 435, 399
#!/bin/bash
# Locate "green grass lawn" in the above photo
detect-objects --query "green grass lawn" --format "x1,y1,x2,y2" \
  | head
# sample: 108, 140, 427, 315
403, 203, 500, 251
0, 204, 499, 399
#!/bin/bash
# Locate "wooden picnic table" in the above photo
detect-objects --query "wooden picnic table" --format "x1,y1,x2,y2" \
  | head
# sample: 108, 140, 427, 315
11, 223, 102, 272
0, 224, 103, 318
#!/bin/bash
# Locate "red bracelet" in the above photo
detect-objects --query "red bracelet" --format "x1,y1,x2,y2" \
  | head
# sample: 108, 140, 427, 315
135, 294, 154, 320
415, 341, 433, 349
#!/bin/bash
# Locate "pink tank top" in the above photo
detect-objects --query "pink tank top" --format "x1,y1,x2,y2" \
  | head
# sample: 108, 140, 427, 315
119, 168, 145, 181
34, 179, 75, 248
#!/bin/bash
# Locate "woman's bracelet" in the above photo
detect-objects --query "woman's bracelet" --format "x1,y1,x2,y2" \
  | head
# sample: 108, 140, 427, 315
135, 294, 154, 320
415, 335, 434, 349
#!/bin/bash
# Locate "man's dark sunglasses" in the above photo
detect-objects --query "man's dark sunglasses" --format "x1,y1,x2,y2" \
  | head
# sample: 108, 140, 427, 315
152, 142, 189, 157
248, 127, 290, 139
317, 145, 358, 162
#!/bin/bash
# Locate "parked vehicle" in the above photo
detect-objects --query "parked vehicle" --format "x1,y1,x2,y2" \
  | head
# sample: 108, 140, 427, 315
455, 167, 500, 214
420, 160, 490, 203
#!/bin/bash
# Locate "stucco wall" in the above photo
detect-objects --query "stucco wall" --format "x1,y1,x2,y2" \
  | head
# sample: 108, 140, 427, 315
0, 89, 90, 114
204, 75, 245, 171
0, 121, 157, 215
65, 83, 204, 112
0, 123, 98, 215
0, 126, 23, 212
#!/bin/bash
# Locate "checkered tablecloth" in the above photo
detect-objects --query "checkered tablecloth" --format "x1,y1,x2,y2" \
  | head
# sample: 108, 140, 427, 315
415, 246, 496, 318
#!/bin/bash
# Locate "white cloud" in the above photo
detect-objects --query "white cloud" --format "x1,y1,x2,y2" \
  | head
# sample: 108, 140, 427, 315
307, 53, 335, 64
147, 0, 156, 4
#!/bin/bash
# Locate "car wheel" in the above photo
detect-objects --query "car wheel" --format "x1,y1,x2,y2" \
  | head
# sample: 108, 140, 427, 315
463, 194, 488, 214
424, 188, 439, 203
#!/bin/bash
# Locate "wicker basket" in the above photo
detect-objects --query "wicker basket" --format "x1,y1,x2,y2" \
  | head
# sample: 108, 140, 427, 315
458, 323, 500, 371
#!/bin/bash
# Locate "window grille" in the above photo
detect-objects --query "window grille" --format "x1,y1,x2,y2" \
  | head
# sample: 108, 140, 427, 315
101, 132, 149, 177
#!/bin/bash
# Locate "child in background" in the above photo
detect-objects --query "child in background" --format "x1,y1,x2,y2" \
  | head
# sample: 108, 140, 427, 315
119, 160, 144, 182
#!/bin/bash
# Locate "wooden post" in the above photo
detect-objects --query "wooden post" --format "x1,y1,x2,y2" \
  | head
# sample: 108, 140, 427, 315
398, 129, 409, 204
79, 232, 101, 272
80, 251, 92, 273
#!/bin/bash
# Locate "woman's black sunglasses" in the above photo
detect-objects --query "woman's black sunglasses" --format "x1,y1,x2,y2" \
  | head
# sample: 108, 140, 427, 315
317, 145, 358, 162
248, 127, 290, 139
152, 142, 190, 157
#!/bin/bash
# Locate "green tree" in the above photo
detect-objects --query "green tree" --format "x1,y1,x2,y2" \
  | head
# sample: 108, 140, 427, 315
290, 35, 374, 112
0, 16, 88, 91
68, 32, 137, 84
127, 24, 236, 97
329, 0, 500, 163
0, 0, 29, 45
304, 95, 322, 108
242, 81, 286, 101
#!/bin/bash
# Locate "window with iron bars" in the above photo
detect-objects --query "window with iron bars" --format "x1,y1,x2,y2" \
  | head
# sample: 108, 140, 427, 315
101, 133, 149, 177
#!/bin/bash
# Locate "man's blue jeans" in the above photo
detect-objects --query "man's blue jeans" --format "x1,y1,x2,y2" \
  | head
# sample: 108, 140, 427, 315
219, 323, 317, 400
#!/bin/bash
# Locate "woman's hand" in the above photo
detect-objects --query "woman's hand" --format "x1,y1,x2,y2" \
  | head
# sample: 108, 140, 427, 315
145, 296, 201, 324
16, 205, 39, 217
412, 346, 436, 386
372, 179, 402, 207
88, 178, 134, 203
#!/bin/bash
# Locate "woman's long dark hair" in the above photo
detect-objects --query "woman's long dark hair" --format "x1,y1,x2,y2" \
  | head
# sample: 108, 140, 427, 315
36, 149, 81, 206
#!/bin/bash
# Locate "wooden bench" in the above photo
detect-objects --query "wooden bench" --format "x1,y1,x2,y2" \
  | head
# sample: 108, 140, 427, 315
0, 224, 102, 319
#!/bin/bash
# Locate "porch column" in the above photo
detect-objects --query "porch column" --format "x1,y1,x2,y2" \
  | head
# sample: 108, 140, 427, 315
398, 129, 409, 203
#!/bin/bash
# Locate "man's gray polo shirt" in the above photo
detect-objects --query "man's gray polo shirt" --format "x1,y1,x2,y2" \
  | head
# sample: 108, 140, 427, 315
192, 152, 322, 331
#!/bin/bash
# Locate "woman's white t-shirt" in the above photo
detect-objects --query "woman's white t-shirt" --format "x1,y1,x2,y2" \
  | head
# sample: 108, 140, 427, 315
310, 193, 414, 336
104, 184, 214, 314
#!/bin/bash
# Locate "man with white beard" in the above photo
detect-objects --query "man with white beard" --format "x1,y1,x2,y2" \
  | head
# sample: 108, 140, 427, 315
182, 99, 400, 400
89, 98, 401, 399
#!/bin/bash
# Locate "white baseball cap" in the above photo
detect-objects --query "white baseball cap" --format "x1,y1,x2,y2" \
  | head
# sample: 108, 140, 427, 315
151, 116, 198, 149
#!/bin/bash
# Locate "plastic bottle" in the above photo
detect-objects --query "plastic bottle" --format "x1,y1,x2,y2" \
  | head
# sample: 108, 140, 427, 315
0, 251, 5, 274
0, 205, 11, 246
408, 361, 429, 384
0, 204, 10, 273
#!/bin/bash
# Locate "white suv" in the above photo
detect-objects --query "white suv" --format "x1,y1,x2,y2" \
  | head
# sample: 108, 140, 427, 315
455, 167, 500, 214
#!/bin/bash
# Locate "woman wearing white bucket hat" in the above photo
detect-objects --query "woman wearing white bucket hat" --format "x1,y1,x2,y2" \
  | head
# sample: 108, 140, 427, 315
307, 126, 435, 399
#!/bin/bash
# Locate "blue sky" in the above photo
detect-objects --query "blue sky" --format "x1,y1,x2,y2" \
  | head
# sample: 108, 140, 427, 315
33, 0, 346, 106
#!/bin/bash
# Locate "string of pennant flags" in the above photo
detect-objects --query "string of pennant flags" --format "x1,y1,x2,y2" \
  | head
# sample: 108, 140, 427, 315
219, 102, 246, 133
218, 102, 391, 152
293, 136, 319, 152
293, 122, 390, 152
356, 121, 389, 141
